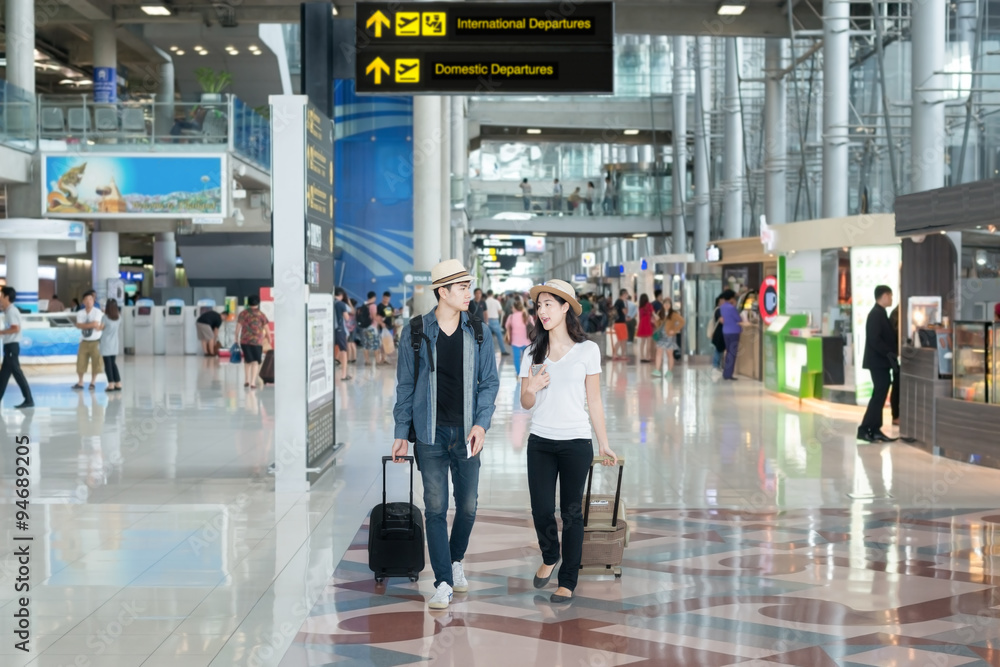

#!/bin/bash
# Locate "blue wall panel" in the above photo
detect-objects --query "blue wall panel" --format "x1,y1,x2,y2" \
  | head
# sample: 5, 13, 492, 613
334, 79, 413, 303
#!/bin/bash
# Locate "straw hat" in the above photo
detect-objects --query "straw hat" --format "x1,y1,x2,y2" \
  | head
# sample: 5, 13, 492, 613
530, 279, 582, 316
430, 259, 473, 288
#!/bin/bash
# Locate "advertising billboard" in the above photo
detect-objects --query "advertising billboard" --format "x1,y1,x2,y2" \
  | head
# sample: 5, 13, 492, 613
43, 154, 225, 218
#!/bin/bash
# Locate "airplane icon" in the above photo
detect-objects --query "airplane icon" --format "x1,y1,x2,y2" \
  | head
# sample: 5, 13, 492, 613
396, 12, 420, 35
397, 62, 417, 75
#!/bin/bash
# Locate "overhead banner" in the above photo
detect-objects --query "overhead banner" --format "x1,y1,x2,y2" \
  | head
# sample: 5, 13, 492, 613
42, 154, 225, 218
355, 2, 614, 94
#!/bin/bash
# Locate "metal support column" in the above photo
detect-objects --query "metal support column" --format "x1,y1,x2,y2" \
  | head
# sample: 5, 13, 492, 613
765, 39, 787, 225
440, 98, 452, 260
693, 36, 712, 257
911, 0, 946, 193
822, 0, 849, 217
671, 36, 688, 253
413, 96, 443, 315
723, 38, 744, 239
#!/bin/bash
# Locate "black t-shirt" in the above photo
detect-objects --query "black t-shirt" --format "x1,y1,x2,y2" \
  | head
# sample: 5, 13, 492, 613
436, 325, 465, 427
197, 310, 223, 329
614, 299, 627, 324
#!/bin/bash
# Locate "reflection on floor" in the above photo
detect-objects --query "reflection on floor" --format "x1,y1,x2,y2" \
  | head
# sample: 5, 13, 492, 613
2, 355, 1000, 666
284, 507, 1000, 667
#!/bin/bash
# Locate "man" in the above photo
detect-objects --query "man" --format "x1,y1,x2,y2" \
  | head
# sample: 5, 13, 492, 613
335, 287, 352, 381
720, 289, 742, 381
391, 259, 500, 610
196, 308, 223, 357
484, 290, 508, 356
652, 289, 664, 315
519, 178, 532, 211
552, 178, 563, 213
358, 291, 382, 366
859, 285, 899, 443
612, 289, 629, 361
380, 291, 396, 332
47, 294, 65, 313
603, 175, 617, 214
626, 293, 638, 343
473, 288, 485, 318
73, 291, 104, 390
0, 287, 34, 408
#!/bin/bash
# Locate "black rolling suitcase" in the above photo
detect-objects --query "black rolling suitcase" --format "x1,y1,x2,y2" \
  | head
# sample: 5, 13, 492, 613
368, 455, 425, 584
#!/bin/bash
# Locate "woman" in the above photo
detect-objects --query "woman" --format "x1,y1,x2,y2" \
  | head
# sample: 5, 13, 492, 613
505, 296, 532, 376
100, 299, 122, 392
519, 279, 617, 604
636, 294, 654, 362
652, 302, 685, 377
585, 182, 596, 215
235, 295, 270, 388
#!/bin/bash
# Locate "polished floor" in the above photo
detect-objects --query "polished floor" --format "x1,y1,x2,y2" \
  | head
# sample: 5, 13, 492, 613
1, 352, 999, 666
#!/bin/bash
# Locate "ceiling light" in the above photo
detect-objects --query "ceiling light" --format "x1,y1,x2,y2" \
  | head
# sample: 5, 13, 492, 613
717, 1, 747, 15
226, 45, 236, 51
976, 249, 988, 266
331, 4, 339, 16
228, 49, 239, 55
175, 50, 185, 56
251, 50, 261, 56
249, 44, 259, 51
526, 128, 541, 134
169, 45, 179, 52
532, 232, 547, 237
194, 45, 203, 50
624, 129, 640, 135
199, 50, 209, 56
141, 5, 172, 16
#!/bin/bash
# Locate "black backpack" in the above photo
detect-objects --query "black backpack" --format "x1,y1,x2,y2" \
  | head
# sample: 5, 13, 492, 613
357, 303, 373, 328
406, 308, 485, 443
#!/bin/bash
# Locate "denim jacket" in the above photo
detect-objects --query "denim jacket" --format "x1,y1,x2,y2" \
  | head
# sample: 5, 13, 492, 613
393, 309, 500, 444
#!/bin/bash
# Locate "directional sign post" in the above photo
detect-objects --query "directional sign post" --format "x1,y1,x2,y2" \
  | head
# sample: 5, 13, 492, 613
355, 2, 614, 95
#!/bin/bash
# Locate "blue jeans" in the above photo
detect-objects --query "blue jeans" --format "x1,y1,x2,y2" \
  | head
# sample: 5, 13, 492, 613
712, 347, 723, 369
415, 425, 481, 588
512, 345, 527, 376
723, 333, 740, 379
488, 319, 508, 354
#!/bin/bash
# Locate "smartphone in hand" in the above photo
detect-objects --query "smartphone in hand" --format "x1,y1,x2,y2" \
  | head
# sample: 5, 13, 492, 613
530, 363, 544, 376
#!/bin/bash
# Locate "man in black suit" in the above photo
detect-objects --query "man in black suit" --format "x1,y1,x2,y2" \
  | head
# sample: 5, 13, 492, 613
859, 285, 899, 443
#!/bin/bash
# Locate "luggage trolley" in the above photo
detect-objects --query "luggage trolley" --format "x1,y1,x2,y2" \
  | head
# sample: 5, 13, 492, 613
580, 456, 628, 578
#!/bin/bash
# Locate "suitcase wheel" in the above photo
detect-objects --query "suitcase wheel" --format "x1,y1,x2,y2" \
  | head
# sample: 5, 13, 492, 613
375, 576, 386, 585
408, 573, 419, 583
615, 572, 622, 579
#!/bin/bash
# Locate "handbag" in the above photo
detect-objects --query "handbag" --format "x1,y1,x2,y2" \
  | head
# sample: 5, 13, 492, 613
262, 334, 272, 353
229, 343, 242, 364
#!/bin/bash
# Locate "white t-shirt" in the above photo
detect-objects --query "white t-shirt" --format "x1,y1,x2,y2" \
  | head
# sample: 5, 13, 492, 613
519, 340, 601, 440
3, 305, 22, 344
485, 297, 502, 321
77, 307, 104, 342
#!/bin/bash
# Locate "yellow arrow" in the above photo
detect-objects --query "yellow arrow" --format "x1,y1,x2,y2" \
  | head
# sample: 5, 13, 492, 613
366, 57, 390, 84
366, 10, 391, 37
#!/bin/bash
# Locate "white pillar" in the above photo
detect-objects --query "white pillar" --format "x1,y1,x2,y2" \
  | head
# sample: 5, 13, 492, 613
765, 39, 788, 225
155, 51, 175, 142
413, 96, 443, 316
153, 232, 177, 288
693, 36, 712, 259
93, 21, 118, 103
723, 38, 744, 239
6, 240, 39, 312
671, 36, 688, 254
92, 230, 120, 302
822, 0, 849, 217
911, 0, 947, 193
451, 97, 467, 264
440, 98, 452, 260
5, 0, 34, 93
956, 0, 978, 183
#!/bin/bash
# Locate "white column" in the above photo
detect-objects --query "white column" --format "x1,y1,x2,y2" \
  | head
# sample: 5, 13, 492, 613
822, 0, 849, 217
153, 232, 177, 288
723, 38, 744, 239
6, 240, 39, 312
92, 230, 120, 302
451, 96, 468, 264
155, 51, 175, 142
911, 0, 946, 193
5, 0, 34, 93
956, 0, 978, 182
440, 98, 452, 260
693, 36, 712, 259
765, 39, 788, 225
93, 20, 118, 103
413, 96, 443, 316
671, 36, 688, 254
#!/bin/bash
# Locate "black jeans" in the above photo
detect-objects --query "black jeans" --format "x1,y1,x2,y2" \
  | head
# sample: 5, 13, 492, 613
890, 366, 900, 420
526, 434, 593, 592
0, 343, 32, 403
861, 367, 892, 431
103, 356, 121, 383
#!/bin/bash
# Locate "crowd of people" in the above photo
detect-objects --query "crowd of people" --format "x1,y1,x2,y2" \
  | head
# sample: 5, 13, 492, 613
519, 176, 620, 215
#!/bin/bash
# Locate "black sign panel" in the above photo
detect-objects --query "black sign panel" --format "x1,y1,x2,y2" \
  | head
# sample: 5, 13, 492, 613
356, 2, 614, 45
355, 2, 614, 95
304, 103, 334, 294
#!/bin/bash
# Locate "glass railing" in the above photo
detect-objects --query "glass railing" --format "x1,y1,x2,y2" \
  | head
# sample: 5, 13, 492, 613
468, 188, 679, 219
36, 94, 271, 170
0, 79, 37, 152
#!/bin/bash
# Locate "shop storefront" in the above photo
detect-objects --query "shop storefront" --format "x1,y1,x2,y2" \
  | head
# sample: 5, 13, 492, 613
895, 181, 1000, 467
761, 214, 900, 405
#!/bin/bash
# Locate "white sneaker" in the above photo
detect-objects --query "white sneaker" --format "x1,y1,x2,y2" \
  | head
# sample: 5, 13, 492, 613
428, 582, 453, 610
452, 562, 468, 593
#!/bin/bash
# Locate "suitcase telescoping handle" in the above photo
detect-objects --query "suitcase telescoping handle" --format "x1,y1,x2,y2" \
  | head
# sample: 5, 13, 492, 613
381, 456, 416, 533
584, 456, 625, 528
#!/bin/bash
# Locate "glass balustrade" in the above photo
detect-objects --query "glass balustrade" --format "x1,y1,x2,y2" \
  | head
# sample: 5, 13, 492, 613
0, 79, 37, 152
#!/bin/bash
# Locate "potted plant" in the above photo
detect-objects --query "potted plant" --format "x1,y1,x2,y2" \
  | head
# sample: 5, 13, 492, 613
195, 67, 232, 104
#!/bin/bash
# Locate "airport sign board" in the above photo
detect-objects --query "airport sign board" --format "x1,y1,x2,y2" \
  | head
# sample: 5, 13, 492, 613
355, 2, 614, 95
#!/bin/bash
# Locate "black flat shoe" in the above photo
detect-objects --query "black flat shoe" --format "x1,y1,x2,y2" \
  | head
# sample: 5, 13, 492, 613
871, 431, 898, 443
533, 560, 559, 589
857, 428, 875, 443
15, 401, 34, 409
550, 592, 573, 603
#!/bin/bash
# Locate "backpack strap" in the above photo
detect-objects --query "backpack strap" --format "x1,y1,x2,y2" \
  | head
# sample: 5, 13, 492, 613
468, 304, 485, 345
410, 315, 434, 375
